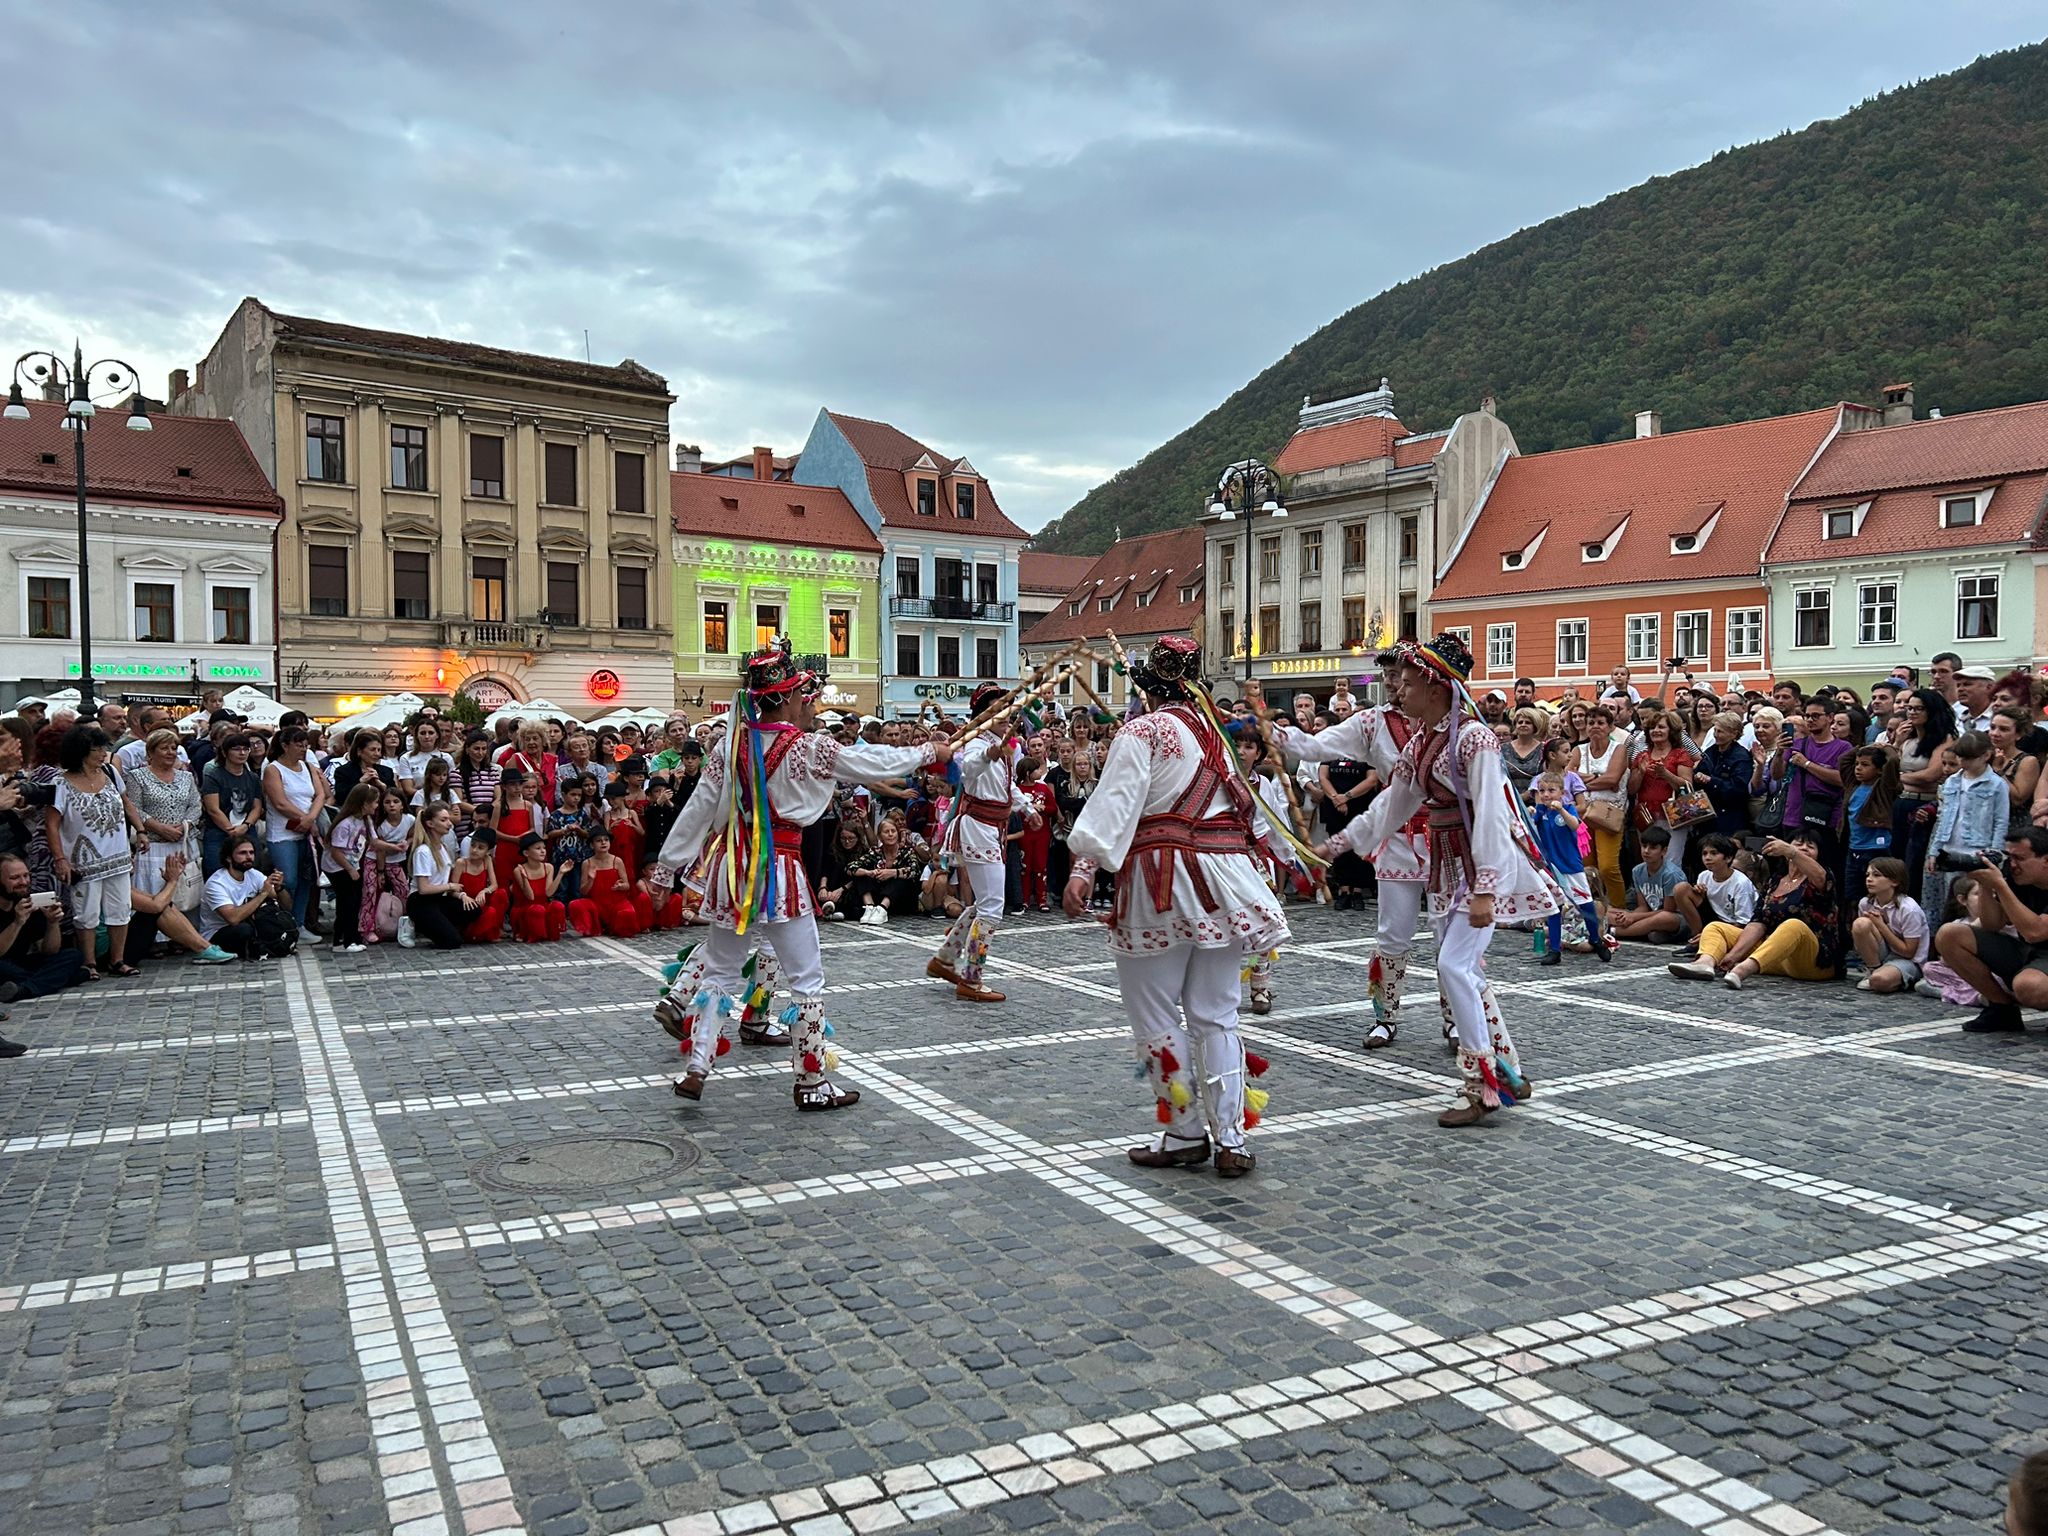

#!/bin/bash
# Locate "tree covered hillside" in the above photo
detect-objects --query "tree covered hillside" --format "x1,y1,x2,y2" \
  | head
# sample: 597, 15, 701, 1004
1034, 41, 2048, 553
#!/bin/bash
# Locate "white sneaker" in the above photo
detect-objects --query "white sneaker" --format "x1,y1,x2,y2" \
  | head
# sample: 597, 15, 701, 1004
298, 928, 324, 946
337, 942, 368, 955
859, 905, 887, 926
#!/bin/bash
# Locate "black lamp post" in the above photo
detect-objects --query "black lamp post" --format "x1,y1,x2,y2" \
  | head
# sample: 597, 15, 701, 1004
4, 343, 153, 714
1208, 458, 1286, 685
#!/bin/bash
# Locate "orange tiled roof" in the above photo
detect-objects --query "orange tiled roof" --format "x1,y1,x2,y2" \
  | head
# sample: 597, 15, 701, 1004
0, 400, 282, 516
1432, 407, 1839, 603
1392, 431, 1448, 469
1019, 551, 1098, 596
1272, 416, 1408, 476
1020, 525, 1207, 647
670, 471, 880, 555
1768, 400, 2048, 563
826, 410, 1029, 538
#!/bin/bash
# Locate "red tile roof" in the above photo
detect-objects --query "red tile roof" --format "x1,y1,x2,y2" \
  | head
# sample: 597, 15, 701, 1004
1272, 416, 1408, 476
1392, 432, 1447, 469
1018, 551, 1098, 596
0, 400, 282, 516
1020, 525, 1207, 647
1433, 407, 1839, 603
825, 411, 1027, 539
1769, 400, 2048, 563
264, 301, 671, 396
670, 471, 880, 555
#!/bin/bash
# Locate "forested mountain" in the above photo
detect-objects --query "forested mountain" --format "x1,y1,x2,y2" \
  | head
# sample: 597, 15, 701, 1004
1033, 42, 2048, 553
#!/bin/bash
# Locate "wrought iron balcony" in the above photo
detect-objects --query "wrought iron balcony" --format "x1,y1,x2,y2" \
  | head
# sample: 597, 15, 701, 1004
446, 620, 550, 651
889, 596, 1016, 622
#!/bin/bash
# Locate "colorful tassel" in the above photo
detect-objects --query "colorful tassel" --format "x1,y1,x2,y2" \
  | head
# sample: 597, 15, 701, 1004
1494, 1053, 1529, 1097
674, 943, 696, 962
1244, 1109, 1261, 1129
714, 1037, 731, 1057
660, 960, 684, 982
1476, 1055, 1512, 1109
1168, 1080, 1192, 1110
691, 989, 711, 1010
1155, 1098, 1173, 1125
1368, 954, 1386, 1022
822, 1021, 835, 1038
824, 1050, 840, 1071
1245, 1087, 1270, 1115
1245, 1052, 1269, 1077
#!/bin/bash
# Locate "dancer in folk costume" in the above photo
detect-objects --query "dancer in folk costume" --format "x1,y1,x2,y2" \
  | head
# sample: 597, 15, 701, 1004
926, 680, 1040, 1003
1063, 637, 1287, 1178
1260, 670, 1437, 1050
655, 938, 787, 1050
655, 638, 950, 1108
1320, 634, 1559, 1127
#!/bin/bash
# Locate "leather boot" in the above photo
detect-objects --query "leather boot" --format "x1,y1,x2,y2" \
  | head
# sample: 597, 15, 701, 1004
1213, 1148, 1256, 1179
672, 1071, 707, 1101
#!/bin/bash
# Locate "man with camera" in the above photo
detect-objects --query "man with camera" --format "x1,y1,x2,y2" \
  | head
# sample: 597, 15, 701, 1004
201, 833, 300, 960
0, 852, 89, 1039
1933, 826, 2048, 1033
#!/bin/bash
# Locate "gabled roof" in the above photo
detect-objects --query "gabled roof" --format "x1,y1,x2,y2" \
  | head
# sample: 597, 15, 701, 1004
670, 471, 880, 556
1272, 415, 1408, 476
1018, 551, 1098, 597
824, 411, 1029, 538
1433, 407, 1839, 602
0, 400, 283, 517
1768, 400, 2048, 563
1021, 525, 1206, 647
261, 300, 671, 396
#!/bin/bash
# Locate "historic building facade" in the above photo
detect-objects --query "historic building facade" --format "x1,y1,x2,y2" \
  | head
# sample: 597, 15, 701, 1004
170, 299, 675, 717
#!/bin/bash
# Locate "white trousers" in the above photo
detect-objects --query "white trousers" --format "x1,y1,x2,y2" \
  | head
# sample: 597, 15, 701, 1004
959, 859, 1005, 922
1115, 944, 1249, 1151
694, 916, 829, 1080
1374, 878, 1424, 957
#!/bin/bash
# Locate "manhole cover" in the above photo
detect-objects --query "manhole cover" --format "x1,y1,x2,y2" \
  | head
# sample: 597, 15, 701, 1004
474, 1134, 697, 1194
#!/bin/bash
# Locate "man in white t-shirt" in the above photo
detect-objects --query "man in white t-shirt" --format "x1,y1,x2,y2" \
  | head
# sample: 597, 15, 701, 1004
203, 834, 290, 957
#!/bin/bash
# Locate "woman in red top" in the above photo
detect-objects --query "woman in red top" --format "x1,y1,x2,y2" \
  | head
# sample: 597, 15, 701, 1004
1630, 708, 1702, 865
580, 828, 642, 936
498, 723, 560, 813
454, 828, 510, 942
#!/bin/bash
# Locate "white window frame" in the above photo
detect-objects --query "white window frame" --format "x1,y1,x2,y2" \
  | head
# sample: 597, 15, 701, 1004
126, 570, 184, 645
1956, 569, 2001, 641
698, 583, 738, 656
1672, 609, 1710, 668
15, 552, 77, 642
1486, 622, 1515, 674
824, 590, 861, 662
1442, 625, 1472, 654
205, 577, 257, 646
1941, 490, 1991, 529
1854, 577, 1899, 648
1821, 501, 1870, 541
1624, 612, 1661, 665
751, 587, 788, 650
1556, 617, 1589, 670
1726, 606, 1763, 662
1791, 583, 1832, 650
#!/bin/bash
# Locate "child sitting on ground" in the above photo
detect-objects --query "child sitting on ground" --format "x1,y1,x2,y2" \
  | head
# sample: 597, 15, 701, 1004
1851, 855, 1929, 994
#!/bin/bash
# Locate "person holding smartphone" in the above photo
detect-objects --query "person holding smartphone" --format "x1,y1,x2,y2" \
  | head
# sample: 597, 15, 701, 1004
0, 851, 88, 1018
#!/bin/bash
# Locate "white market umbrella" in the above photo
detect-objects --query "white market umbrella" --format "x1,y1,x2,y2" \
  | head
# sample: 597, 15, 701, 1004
221, 685, 286, 726
586, 707, 671, 731
330, 691, 427, 734
483, 697, 574, 728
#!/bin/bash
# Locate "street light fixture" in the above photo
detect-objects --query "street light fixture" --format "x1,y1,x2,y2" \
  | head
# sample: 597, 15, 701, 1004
3, 343, 152, 714
1208, 457, 1287, 684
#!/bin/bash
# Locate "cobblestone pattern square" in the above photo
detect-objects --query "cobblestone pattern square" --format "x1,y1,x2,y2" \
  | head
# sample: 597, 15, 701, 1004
0, 903, 2044, 1536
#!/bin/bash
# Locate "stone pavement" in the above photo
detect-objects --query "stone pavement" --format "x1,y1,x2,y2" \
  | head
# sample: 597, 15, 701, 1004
2, 902, 2046, 1536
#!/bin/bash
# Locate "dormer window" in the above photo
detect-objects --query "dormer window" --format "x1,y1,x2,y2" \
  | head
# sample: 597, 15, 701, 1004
916, 478, 936, 517
1179, 582, 1198, 603
1579, 516, 1627, 563
956, 483, 975, 519
1671, 534, 1697, 553
1067, 600, 1083, 617
1097, 594, 1115, 613
1135, 590, 1153, 608
1670, 502, 1722, 556
1501, 525, 1548, 574
1942, 490, 1989, 528
1582, 543, 1603, 559
1824, 507, 1856, 540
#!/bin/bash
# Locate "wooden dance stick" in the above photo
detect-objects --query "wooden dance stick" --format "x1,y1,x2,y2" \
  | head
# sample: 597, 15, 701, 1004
950, 645, 1088, 740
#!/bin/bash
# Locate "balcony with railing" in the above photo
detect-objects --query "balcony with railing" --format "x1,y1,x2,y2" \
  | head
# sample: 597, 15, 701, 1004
889, 596, 1016, 622
445, 620, 550, 651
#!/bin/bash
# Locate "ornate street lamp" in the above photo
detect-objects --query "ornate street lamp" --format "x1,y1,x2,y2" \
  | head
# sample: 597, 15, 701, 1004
1208, 458, 1286, 685
4, 343, 152, 713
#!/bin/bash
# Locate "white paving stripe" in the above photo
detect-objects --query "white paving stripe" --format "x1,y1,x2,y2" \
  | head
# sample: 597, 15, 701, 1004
285, 953, 525, 1536
13, 1029, 296, 1058
0, 1243, 337, 1312
1, 1107, 310, 1157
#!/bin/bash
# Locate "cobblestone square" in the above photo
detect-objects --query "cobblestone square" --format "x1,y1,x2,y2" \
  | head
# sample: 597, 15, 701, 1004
3, 901, 2045, 1536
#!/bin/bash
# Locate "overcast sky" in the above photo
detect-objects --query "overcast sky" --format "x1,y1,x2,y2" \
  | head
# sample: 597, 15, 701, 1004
2, 2, 2040, 532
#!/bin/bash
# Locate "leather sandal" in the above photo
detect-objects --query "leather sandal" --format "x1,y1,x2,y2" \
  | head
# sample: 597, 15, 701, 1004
926, 957, 961, 984
1127, 1135, 1210, 1169
1363, 1021, 1397, 1050
954, 982, 1005, 1003
794, 1080, 860, 1112
654, 997, 688, 1042
739, 1021, 790, 1047
672, 1071, 707, 1101
1249, 988, 1272, 1016
1214, 1148, 1256, 1179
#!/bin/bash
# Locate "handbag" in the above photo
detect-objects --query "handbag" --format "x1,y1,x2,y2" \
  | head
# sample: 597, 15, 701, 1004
374, 890, 405, 941
1665, 787, 1716, 829
1582, 798, 1625, 834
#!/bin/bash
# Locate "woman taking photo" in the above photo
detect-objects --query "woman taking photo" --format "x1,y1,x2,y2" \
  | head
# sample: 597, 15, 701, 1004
45, 725, 144, 979
1747, 707, 1792, 839
1668, 829, 1839, 988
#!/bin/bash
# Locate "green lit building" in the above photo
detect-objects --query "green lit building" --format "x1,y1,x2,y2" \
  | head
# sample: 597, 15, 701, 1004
669, 465, 884, 713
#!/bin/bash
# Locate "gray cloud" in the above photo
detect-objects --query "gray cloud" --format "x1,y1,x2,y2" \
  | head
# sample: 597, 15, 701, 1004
1, 0, 2040, 530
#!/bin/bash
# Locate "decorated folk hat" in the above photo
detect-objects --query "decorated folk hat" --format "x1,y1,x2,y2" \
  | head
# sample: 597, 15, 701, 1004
742, 636, 817, 699
1130, 635, 1203, 700
1377, 631, 1475, 689
970, 680, 1008, 715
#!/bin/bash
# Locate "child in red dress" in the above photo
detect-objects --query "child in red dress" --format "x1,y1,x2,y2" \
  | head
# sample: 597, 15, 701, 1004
455, 828, 510, 942
636, 859, 685, 929
490, 769, 537, 895
509, 832, 570, 942
580, 828, 642, 937
1017, 756, 1057, 911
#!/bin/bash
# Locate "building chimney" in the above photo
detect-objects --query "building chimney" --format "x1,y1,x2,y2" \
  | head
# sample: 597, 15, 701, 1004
1881, 382, 1914, 427
1479, 394, 1497, 417
751, 445, 774, 481
1634, 410, 1661, 439
168, 368, 189, 401
673, 443, 702, 473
